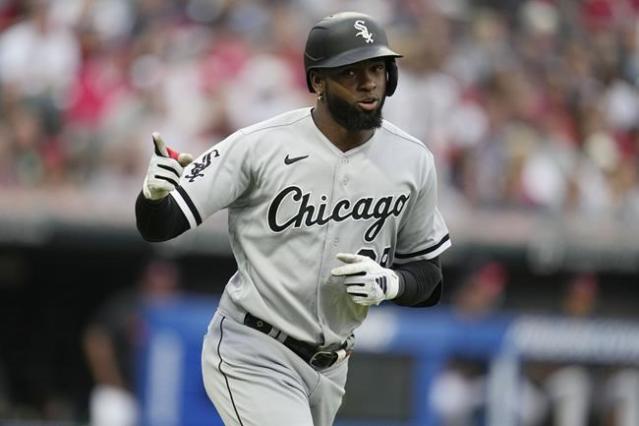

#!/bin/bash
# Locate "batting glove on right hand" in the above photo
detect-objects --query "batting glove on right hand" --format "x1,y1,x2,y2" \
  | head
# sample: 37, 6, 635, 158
142, 132, 193, 201
331, 253, 400, 306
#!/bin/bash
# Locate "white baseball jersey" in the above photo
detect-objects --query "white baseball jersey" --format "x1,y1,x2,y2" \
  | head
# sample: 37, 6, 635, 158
170, 107, 451, 346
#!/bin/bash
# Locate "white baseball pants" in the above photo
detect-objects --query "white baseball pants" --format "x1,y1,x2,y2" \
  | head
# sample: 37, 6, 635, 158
201, 309, 349, 426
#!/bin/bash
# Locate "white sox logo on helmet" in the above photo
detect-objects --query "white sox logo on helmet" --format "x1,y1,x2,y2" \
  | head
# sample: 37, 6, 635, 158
353, 20, 374, 44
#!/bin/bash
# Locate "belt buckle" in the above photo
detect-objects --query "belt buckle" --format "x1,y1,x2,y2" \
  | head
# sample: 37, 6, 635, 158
309, 350, 338, 370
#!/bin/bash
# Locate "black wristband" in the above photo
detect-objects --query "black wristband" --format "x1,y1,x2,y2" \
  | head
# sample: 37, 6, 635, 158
135, 191, 190, 242
392, 257, 443, 307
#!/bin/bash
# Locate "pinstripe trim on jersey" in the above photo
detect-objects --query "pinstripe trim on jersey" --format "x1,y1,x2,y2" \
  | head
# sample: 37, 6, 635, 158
169, 191, 196, 229
217, 316, 245, 426
171, 186, 202, 228
176, 186, 202, 225
395, 234, 451, 260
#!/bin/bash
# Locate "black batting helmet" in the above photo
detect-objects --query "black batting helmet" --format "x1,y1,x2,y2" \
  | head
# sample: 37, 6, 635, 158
304, 12, 402, 96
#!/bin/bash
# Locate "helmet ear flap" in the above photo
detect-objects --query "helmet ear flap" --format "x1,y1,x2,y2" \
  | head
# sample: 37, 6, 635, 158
306, 70, 316, 93
386, 59, 398, 96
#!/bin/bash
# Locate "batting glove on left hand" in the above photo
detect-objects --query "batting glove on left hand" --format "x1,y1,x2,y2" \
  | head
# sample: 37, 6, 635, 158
142, 132, 193, 201
331, 253, 400, 306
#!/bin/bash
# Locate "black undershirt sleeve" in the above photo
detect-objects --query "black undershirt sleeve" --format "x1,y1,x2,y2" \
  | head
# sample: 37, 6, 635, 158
135, 191, 190, 242
392, 257, 443, 307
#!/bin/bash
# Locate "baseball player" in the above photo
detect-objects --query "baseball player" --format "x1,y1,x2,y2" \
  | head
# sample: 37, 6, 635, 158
136, 11, 451, 426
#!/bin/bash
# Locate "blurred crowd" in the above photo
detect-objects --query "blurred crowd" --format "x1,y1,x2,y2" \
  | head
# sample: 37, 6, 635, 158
430, 262, 639, 426
2, 2, 638, 423
1, 0, 639, 221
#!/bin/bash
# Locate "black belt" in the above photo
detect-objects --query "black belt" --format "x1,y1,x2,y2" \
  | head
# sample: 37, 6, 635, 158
243, 312, 350, 370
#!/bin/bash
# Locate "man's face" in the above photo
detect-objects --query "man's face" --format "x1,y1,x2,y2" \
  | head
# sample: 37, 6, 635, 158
323, 59, 387, 131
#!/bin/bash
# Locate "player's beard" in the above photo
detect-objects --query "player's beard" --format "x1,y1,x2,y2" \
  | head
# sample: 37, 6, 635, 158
325, 89, 385, 131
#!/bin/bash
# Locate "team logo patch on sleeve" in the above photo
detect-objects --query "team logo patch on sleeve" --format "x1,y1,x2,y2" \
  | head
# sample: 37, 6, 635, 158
185, 149, 219, 182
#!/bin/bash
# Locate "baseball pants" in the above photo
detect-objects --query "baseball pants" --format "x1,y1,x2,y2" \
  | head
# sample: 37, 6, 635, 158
202, 309, 349, 426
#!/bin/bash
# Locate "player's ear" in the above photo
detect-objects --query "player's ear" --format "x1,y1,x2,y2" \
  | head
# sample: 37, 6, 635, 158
310, 70, 325, 95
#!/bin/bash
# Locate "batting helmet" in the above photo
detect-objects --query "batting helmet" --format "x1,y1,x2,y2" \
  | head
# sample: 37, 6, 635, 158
304, 12, 402, 96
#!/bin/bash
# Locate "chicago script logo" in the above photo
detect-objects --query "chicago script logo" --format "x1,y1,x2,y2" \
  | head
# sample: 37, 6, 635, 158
184, 149, 219, 182
354, 20, 374, 44
267, 185, 410, 242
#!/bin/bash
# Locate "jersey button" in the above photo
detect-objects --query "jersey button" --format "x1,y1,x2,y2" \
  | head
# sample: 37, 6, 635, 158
342, 177, 349, 186
333, 237, 340, 246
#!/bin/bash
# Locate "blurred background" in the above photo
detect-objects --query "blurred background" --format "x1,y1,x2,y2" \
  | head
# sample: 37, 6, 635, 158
0, 0, 638, 425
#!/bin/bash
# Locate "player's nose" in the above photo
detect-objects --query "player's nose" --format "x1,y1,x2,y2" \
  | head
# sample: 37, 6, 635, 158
357, 70, 377, 92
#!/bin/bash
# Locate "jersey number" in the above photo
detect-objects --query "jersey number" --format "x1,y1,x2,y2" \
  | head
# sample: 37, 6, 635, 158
357, 246, 392, 267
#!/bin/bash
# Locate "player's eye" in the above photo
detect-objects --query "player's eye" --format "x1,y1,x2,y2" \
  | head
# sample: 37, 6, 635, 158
340, 68, 357, 78
372, 63, 385, 73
